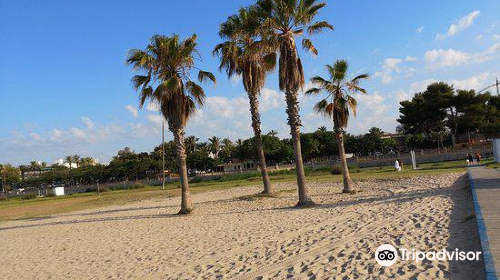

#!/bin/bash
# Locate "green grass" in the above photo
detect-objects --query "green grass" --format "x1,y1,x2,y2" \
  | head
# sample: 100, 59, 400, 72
485, 161, 500, 170
0, 159, 488, 222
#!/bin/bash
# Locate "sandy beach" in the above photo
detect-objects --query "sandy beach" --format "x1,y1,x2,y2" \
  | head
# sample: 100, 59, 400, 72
0, 173, 485, 279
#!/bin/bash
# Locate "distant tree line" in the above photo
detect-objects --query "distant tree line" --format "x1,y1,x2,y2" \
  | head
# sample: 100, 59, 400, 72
9, 126, 401, 189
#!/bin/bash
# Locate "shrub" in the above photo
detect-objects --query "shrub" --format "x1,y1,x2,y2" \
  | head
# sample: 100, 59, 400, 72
331, 166, 342, 175
21, 193, 38, 200
128, 183, 146, 190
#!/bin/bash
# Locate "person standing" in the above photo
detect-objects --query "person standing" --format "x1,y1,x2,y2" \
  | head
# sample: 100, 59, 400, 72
475, 152, 482, 164
395, 159, 401, 171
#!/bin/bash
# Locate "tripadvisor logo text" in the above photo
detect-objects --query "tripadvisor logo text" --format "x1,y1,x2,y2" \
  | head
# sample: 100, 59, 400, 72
375, 244, 482, 267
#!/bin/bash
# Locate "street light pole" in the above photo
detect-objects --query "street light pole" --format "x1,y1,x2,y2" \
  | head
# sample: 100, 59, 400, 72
496, 78, 499, 96
162, 121, 165, 190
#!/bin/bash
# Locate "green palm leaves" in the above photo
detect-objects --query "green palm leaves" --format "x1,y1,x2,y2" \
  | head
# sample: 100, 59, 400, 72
126, 34, 215, 129
306, 60, 369, 131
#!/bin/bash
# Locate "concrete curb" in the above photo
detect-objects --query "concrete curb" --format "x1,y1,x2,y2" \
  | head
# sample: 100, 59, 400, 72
467, 168, 498, 280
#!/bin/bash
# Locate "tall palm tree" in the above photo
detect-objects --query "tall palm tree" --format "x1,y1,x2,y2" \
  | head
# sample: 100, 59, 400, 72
214, 7, 276, 194
127, 34, 216, 214
255, 0, 333, 206
305, 60, 369, 193
208, 136, 221, 160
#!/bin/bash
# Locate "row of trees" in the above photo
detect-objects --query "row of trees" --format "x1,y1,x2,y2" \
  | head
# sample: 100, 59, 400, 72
11, 126, 401, 190
398, 82, 500, 146
126, 0, 355, 213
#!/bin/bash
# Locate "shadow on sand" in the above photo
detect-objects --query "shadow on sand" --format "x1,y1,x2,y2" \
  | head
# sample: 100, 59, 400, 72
1, 184, 453, 232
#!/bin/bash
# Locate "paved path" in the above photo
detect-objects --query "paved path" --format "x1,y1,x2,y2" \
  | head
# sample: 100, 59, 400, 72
468, 166, 500, 280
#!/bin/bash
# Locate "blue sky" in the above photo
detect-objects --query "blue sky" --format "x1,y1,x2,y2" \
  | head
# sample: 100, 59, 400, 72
1, 0, 500, 165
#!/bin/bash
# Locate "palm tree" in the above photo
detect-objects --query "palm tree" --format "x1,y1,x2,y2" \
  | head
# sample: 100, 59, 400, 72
127, 34, 216, 214
72, 155, 80, 168
255, 0, 333, 206
208, 136, 221, 160
197, 142, 210, 154
305, 60, 369, 193
64, 156, 74, 169
185, 136, 199, 154
19, 165, 29, 181
267, 130, 278, 137
214, 7, 276, 194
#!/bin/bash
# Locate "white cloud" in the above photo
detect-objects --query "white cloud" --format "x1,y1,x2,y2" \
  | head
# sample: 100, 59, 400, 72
146, 101, 160, 112
417, 26, 424, 33
394, 90, 411, 103
374, 58, 402, 84
125, 105, 138, 118
424, 49, 470, 68
147, 114, 163, 125
69, 127, 87, 140
259, 88, 285, 112
229, 74, 242, 87
347, 92, 395, 133
424, 42, 500, 68
493, 34, 500, 41
409, 78, 438, 93
475, 34, 484, 41
436, 11, 480, 40
374, 57, 416, 84
396, 72, 499, 102
448, 72, 495, 90
50, 129, 68, 142
81, 117, 94, 130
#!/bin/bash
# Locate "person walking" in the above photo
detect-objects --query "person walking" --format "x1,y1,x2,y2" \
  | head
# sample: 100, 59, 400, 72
475, 152, 482, 165
468, 153, 474, 165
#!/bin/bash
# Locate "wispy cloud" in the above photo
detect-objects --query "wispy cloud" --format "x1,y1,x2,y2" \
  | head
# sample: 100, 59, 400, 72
436, 11, 480, 40
424, 42, 500, 68
125, 105, 138, 118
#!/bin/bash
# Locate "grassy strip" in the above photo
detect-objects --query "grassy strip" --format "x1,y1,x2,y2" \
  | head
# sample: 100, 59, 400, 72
0, 159, 490, 222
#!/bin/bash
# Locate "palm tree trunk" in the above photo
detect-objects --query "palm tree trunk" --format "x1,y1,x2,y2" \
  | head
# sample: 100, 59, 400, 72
248, 91, 273, 195
336, 129, 354, 193
285, 90, 314, 206
172, 127, 193, 214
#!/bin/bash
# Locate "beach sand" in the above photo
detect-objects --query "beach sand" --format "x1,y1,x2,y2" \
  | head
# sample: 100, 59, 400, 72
0, 173, 485, 279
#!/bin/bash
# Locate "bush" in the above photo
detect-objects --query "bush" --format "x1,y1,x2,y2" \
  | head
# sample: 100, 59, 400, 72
21, 193, 38, 200
108, 183, 146, 191
331, 166, 342, 175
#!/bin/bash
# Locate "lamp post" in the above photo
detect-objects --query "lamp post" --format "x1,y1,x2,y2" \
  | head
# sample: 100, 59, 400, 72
162, 121, 165, 190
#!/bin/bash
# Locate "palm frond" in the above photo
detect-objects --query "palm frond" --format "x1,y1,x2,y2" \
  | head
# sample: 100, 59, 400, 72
198, 70, 217, 85
185, 81, 205, 105
307, 21, 334, 34
302, 38, 318, 56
